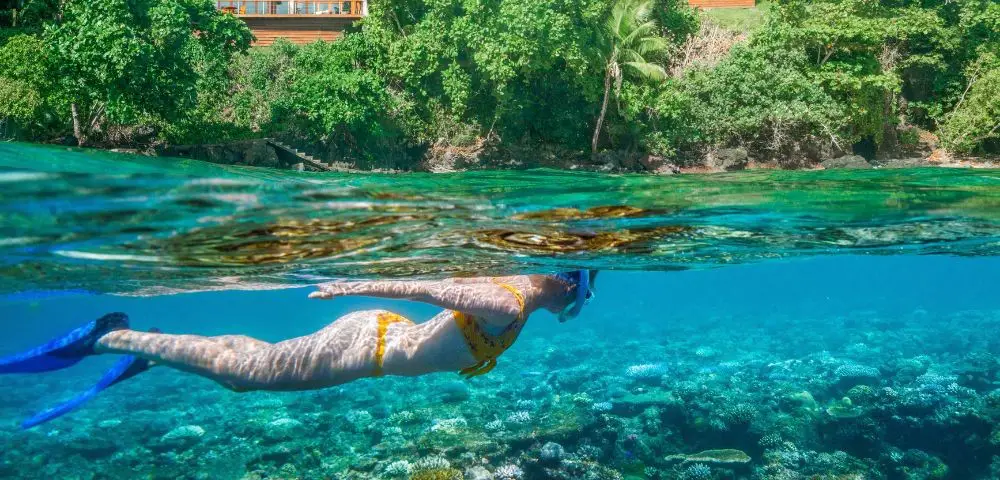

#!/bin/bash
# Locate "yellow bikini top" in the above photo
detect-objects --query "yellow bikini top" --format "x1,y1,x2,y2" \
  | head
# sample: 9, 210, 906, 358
453, 279, 527, 378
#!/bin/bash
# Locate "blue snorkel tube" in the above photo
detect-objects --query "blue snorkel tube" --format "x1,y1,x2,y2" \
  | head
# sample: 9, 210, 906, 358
558, 270, 591, 323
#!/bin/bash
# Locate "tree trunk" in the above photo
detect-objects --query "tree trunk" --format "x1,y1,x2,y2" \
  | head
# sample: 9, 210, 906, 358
876, 93, 899, 160
71, 103, 85, 147
592, 64, 613, 157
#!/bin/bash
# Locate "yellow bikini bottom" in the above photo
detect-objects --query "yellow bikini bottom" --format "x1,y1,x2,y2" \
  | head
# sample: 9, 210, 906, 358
372, 312, 413, 377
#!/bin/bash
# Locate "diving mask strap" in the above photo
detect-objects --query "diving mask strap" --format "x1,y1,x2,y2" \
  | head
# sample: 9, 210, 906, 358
558, 270, 590, 323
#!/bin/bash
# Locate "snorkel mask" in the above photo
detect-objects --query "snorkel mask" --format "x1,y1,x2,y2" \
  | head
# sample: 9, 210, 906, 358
557, 270, 593, 323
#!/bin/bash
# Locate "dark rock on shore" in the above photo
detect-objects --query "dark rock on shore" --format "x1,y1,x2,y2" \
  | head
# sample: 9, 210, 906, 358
707, 147, 749, 171
877, 157, 933, 168
159, 140, 281, 168
640, 155, 681, 175
821, 155, 872, 169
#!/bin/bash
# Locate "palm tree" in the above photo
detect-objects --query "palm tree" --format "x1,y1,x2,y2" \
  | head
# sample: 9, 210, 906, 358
592, 0, 669, 156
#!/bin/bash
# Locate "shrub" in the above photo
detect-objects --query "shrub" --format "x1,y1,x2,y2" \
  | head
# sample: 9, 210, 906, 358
938, 55, 1000, 154
683, 35, 846, 162
0, 34, 52, 136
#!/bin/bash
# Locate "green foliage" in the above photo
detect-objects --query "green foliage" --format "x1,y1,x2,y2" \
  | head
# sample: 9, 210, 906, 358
0, 79, 41, 124
279, 39, 388, 139
4, 0, 997, 165
0, 34, 45, 120
275, 37, 407, 165
651, 0, 698, 43
0, 33, 52, 136
43, 0, 251, 144
605, 0, 670, 86
1, 0, 61, 30
939, 53, 1000, 154
934, 1, 1000, 153
766, 0, 999, 153
683, 34, 846, 157
593, 0, 671, 153
616, 80, 698, 158
369, 0, 610, 147
652, 0, 1000, 159
163, 40, 297, 144
784, 6, 903, 141
228, 41, 299, 133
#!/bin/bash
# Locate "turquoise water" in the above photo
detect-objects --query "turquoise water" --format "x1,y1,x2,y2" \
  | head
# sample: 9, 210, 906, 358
1, 142, 1000, 479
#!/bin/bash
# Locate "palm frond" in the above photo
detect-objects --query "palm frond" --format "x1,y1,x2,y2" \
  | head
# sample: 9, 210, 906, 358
634, 35, 670, 56
603, 0, 669, 87
620, 48, 643, 64
623, 61, 667, 81
607, 2, 627, 39
632, 0, 654, 23
622, 20, 658, 48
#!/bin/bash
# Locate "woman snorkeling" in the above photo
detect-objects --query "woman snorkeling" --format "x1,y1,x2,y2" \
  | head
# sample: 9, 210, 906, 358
0, 271, 596, 429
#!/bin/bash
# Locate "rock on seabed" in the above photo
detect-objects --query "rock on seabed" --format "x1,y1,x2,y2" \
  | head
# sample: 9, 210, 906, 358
665, 449, 752, 465
159, 425, 205, 451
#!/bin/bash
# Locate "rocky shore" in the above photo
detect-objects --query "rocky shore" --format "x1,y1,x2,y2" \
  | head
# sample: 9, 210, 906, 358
146, 138, 998, 174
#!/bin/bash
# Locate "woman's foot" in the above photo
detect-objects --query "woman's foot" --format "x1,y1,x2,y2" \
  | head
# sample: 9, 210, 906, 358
0, 312, 129, 373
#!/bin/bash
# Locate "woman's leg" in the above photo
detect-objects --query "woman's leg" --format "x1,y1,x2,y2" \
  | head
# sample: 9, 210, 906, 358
95, 311, 383, 391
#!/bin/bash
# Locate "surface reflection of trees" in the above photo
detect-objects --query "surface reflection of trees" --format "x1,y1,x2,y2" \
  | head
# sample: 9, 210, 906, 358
476, 226, 690, 253
157, 216, 429, 266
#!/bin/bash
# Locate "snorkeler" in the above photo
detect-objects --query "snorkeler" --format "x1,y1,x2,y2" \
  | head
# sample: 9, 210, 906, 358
0, 271, 596, 429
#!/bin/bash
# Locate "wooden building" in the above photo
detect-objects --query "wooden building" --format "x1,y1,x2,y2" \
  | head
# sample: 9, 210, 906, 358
216, 0, 365, 46
218, 0, 755, 46
687, 0, 755, 7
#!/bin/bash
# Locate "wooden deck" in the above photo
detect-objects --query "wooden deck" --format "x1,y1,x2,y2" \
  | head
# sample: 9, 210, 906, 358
217, 0, 364, 46
688, 0, 755, 7
239, 15, 359, 45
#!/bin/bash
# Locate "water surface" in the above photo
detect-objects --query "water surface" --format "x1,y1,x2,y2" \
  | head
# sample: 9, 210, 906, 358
1, 142, 999, 479
1, 142, 998, 297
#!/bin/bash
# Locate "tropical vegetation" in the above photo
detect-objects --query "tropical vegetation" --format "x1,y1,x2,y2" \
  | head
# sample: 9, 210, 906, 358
1, 0, 997, 170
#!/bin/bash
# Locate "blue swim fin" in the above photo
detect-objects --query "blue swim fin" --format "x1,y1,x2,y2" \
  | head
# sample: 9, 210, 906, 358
20, 327, 158, 429
0, 313, 129, 374
21, 355, 139, 429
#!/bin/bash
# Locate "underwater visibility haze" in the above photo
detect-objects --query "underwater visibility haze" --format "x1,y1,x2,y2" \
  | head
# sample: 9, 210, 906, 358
1, 142, 1000, 479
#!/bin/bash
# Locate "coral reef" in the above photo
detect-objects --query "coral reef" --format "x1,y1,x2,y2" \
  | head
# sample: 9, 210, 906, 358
1, 307, 999, 479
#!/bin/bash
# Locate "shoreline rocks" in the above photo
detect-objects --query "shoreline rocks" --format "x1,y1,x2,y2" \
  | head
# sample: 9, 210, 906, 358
46, 137, 1000, 174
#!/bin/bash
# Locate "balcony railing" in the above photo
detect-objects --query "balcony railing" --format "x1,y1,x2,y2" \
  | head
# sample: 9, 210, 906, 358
216, 0, 365, 16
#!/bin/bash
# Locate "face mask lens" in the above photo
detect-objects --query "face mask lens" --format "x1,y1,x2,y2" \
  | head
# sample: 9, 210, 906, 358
558, 303, 576, 322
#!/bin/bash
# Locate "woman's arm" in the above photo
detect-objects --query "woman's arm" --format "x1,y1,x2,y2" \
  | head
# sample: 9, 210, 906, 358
308, 279, 525, 321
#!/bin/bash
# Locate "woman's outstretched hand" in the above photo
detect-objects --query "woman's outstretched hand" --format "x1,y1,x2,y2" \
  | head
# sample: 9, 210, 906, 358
308, 283, 347, 299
